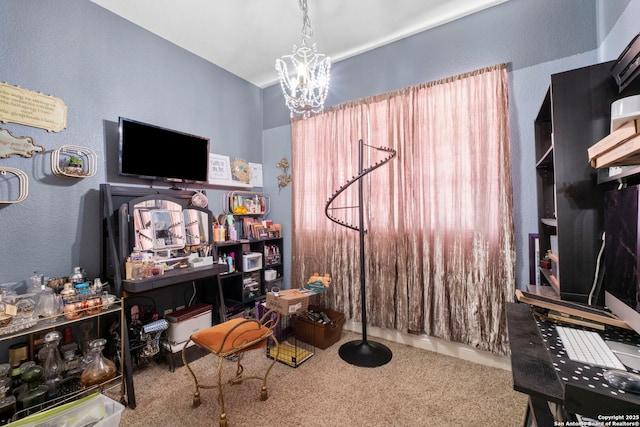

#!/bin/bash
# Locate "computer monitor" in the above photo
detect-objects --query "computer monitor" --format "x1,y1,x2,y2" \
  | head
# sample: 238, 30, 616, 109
604, 184, 640, 336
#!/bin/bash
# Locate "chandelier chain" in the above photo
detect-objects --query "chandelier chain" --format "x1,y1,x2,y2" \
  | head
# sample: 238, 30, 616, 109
299, 0, 313, 42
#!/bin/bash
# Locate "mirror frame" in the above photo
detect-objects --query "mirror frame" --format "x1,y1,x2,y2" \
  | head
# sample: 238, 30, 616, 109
121, 195, 214, 261
183, 206, 213, 250
124, 195, 183, 255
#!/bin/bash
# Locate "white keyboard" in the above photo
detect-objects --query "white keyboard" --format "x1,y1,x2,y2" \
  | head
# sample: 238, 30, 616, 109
556, 326, 626, 370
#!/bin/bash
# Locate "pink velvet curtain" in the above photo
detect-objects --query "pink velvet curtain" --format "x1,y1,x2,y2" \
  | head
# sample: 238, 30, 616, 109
290, 64, 515, 355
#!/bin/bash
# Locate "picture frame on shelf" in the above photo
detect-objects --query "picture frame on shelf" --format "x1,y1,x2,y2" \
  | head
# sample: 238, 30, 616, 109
249, 162, 263, 187
208, 154, 232, 185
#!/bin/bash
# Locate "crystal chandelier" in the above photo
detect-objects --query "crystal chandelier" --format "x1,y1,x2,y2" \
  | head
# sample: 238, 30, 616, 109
275, 0, 331, 119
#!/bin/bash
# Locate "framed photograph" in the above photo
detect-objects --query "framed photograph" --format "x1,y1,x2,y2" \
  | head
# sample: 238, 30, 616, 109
249, 162, 263, 187
208, 154, 231, 184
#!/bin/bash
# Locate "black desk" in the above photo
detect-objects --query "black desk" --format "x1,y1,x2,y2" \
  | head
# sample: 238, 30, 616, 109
121, 263, 228, 408
507, 302, 640, 423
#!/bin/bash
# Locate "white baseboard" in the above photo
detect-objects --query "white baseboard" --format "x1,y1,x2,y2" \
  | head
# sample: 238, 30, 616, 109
343, 320, 511, 371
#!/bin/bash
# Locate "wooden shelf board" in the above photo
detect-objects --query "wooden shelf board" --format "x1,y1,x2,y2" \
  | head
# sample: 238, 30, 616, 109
541, 218, 557, 227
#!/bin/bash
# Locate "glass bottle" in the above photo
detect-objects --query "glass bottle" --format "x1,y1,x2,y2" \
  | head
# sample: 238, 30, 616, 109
15, 295, 36, 324
69, 266, 87, 285
80, 338, 116, 388
29, 271, 43, 293
16, 365, 48, 415
41, 331, 64, 399
0, 364, 11, 398
60, 282, 76, 303
62, 348, 81, 377
130, 247, 144, 280
0, 295, 12, 328
37, 290, 62, 322
0, 395, 15, 424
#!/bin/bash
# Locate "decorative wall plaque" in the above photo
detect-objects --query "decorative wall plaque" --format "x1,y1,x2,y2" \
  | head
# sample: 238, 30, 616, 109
0, 127, 44, 158
0, 82, 67, 132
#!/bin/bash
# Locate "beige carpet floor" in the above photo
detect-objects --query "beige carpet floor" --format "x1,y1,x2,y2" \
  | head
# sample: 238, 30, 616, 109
113, 331, 527, 426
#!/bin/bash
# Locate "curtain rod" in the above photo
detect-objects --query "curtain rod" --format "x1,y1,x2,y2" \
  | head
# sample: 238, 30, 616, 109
294, 63, 507, 121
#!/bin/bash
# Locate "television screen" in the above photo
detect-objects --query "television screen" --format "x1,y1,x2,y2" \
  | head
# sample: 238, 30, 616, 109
118, 117, 209, 184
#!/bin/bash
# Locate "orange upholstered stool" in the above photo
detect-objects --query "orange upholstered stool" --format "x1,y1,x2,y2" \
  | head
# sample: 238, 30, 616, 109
182, 310, 280, 427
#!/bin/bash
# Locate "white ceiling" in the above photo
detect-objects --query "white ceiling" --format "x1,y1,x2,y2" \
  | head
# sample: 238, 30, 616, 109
91, 0, 508, 88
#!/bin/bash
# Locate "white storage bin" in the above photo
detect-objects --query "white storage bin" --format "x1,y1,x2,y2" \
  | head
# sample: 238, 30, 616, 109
242, 252, 262, 272
264, 269, 277, 281
9, 392, 124, 427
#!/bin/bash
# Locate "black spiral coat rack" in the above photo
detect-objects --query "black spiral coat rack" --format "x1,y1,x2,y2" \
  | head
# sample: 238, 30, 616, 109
325, 139, 396, 367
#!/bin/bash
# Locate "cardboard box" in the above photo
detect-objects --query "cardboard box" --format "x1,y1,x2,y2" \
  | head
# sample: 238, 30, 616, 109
266, 289, 309, 315
293, 305, 345, 350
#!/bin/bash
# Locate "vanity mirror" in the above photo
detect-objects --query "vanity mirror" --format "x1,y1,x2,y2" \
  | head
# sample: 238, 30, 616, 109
183, 207, 211, 248
150, 209, 185, 252
127, 197, 213, 258
130, 198, 184, 252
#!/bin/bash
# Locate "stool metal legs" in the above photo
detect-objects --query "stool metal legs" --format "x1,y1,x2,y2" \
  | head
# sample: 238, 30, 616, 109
182, 334, 280, 427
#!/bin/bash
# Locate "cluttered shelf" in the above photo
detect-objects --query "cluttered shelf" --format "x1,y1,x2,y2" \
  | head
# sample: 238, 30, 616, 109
0, 301, 122, 342
0, 296, 125, 424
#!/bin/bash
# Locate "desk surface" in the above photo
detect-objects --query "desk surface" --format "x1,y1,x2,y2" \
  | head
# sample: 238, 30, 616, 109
122, 263, 227, 293
507, 302, 640, 418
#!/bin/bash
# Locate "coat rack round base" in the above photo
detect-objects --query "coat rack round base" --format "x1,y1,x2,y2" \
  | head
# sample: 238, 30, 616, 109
339, 339, 392, 367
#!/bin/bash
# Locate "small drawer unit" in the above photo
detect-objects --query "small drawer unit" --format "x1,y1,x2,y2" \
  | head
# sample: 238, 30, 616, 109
242, 252, 262, 272
242, 271, 262, 301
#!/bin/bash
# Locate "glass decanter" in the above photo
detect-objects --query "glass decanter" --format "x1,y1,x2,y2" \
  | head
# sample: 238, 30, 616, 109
16, 365, 48, 415
41, 331, 64, 399
80, 338, 116, 388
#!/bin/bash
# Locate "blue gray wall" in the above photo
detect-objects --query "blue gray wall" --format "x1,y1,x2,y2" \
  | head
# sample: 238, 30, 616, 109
0, 0, 637, 293
0, 0, 263, 285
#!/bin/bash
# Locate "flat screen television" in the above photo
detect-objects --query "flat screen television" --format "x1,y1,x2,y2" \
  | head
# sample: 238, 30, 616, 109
118, 117, 209, 184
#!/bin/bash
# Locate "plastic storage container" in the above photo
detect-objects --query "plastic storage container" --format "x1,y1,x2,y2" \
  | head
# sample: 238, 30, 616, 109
242, 252, 262, 272
8, 392, 124, 427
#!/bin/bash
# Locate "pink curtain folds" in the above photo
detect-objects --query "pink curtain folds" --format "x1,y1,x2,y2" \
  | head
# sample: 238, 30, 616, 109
290, 64, 515, 355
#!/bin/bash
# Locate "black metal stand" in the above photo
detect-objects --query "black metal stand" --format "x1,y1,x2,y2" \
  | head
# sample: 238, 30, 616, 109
330, 140, 393, 367
339, 339, 392, 367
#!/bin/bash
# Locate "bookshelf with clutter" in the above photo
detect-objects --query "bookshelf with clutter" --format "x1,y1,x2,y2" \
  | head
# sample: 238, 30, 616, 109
213, 191, 285, 321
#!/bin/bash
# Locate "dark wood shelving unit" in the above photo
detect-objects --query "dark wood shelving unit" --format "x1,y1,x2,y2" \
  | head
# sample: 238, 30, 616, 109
214, 236, 284, 319
534, 61, 619, 304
